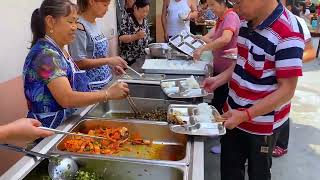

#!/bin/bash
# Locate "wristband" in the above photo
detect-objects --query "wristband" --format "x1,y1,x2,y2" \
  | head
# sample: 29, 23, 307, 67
237, 108, 252, 122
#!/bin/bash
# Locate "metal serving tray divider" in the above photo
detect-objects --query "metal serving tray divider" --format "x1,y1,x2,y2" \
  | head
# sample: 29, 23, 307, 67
167, 104, 226, 136
160, 78, 209, 99
50, 119, 191, 166
169, 31, 206, 57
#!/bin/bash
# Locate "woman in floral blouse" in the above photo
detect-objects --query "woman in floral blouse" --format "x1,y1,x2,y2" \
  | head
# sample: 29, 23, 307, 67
24, 0, 129, 129
119, 0, 151, 66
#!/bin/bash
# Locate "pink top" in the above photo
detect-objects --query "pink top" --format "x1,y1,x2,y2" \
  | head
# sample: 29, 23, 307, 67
210, 9, 240, 74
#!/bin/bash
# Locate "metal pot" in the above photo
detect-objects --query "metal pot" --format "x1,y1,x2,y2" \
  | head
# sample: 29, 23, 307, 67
148, 43, 171, 58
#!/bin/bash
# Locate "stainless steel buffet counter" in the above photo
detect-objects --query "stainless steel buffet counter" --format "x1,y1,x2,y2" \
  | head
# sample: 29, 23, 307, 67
1, 58, 206, 180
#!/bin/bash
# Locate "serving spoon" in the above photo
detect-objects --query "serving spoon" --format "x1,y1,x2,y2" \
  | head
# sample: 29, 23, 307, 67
0, 144, 78, 180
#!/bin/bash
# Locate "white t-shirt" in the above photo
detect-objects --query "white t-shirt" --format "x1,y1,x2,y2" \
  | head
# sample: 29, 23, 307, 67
296, 15, 312, 43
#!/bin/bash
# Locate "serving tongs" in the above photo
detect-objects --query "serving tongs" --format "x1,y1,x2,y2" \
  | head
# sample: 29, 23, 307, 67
38, 127, 108, 140
126, 66, 145, 78
127, 95, 140, 116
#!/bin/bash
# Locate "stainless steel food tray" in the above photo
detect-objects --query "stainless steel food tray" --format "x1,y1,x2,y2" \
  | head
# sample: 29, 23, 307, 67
24, 156, 189, 180
51, 119, 191, 166
167, 104, 226, 136
142, 59, 209, 75
85, 97, 187, 120
160, 78, 208, 99
169, 31, 206, 57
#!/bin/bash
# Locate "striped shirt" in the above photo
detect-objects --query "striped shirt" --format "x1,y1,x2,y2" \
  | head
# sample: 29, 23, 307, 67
224, 3, 305, 135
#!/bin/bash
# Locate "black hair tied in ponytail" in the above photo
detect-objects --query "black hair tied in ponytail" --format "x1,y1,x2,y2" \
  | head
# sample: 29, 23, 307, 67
30, 8, 45, 47
30, 0, 77, 48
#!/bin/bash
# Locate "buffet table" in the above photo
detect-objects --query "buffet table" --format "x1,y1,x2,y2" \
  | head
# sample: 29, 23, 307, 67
1, 58, 207, 180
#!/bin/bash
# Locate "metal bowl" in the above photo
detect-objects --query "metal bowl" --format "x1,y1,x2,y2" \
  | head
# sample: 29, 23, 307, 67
148, 43, 171, 58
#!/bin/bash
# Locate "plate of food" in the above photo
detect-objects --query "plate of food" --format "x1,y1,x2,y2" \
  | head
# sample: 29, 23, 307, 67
160, 76, 209, 98
167, 103, 226, 136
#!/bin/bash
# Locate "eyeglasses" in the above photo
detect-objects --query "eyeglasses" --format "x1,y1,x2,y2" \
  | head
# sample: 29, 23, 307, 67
228, 0, 240, 5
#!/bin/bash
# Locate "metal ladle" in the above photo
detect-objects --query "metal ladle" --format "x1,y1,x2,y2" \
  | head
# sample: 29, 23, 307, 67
0, 144, 78, 180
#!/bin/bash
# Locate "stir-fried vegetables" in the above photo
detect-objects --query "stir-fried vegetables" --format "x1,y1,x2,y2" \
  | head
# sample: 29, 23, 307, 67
75, 170, 101, 180
64, 127, 152, 155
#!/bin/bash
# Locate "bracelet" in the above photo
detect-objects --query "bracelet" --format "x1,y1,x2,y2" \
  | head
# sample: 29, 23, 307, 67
237, 108, 252, 122
104, 90, 109, 102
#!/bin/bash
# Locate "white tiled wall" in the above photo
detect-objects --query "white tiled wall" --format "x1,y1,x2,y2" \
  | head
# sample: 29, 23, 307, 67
0, 0, 43, 82
0, 0, 118, 83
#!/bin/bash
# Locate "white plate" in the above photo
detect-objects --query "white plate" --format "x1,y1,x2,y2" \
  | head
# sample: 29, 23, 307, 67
167, 104, 226, 136
161, 78, 208, 99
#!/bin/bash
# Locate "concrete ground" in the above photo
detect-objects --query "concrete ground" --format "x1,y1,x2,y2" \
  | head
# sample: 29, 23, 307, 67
204, 48, 320, 179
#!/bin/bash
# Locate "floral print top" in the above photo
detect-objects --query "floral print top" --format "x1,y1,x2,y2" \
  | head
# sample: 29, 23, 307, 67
23, 39, 73, 113
119, 12, 151, 65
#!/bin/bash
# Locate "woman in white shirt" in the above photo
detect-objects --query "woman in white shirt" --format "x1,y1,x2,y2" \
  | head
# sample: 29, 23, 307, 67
161, 0, 198, 41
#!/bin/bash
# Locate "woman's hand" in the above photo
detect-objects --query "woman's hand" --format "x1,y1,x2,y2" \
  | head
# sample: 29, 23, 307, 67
106, 82, 129, 100
202, 77, 219, 92
1, 118, 54, 144
135, 30, 146, 40
193, 47, 203, 61
107, 56, 127, 68
222, 109, 248, 130
113, 65, 126, 76
194, 35, 205, 42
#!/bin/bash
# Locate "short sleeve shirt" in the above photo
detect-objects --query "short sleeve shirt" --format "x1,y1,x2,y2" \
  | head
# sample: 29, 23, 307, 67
68, 17, 112, 87
225, 3, 305, 135
296, 16, 312, 43
211, 9, 240, 74
23, 39, 73, 113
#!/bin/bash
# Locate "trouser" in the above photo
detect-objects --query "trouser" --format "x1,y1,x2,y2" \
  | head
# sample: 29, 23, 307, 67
275, 119, 290, 149
211, 82, 229, 114
220, 127, 282, 180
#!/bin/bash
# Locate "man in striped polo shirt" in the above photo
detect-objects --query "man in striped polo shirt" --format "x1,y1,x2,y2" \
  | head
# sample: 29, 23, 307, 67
203, 0, 305, 179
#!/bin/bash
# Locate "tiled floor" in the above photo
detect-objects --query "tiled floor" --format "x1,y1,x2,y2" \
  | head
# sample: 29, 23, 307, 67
204, 58, 320, 180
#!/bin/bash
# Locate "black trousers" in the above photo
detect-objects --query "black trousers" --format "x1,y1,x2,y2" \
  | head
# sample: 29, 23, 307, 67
275, 119, 290, 149
220, 127, 281, 180
211, 82, 229, 114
